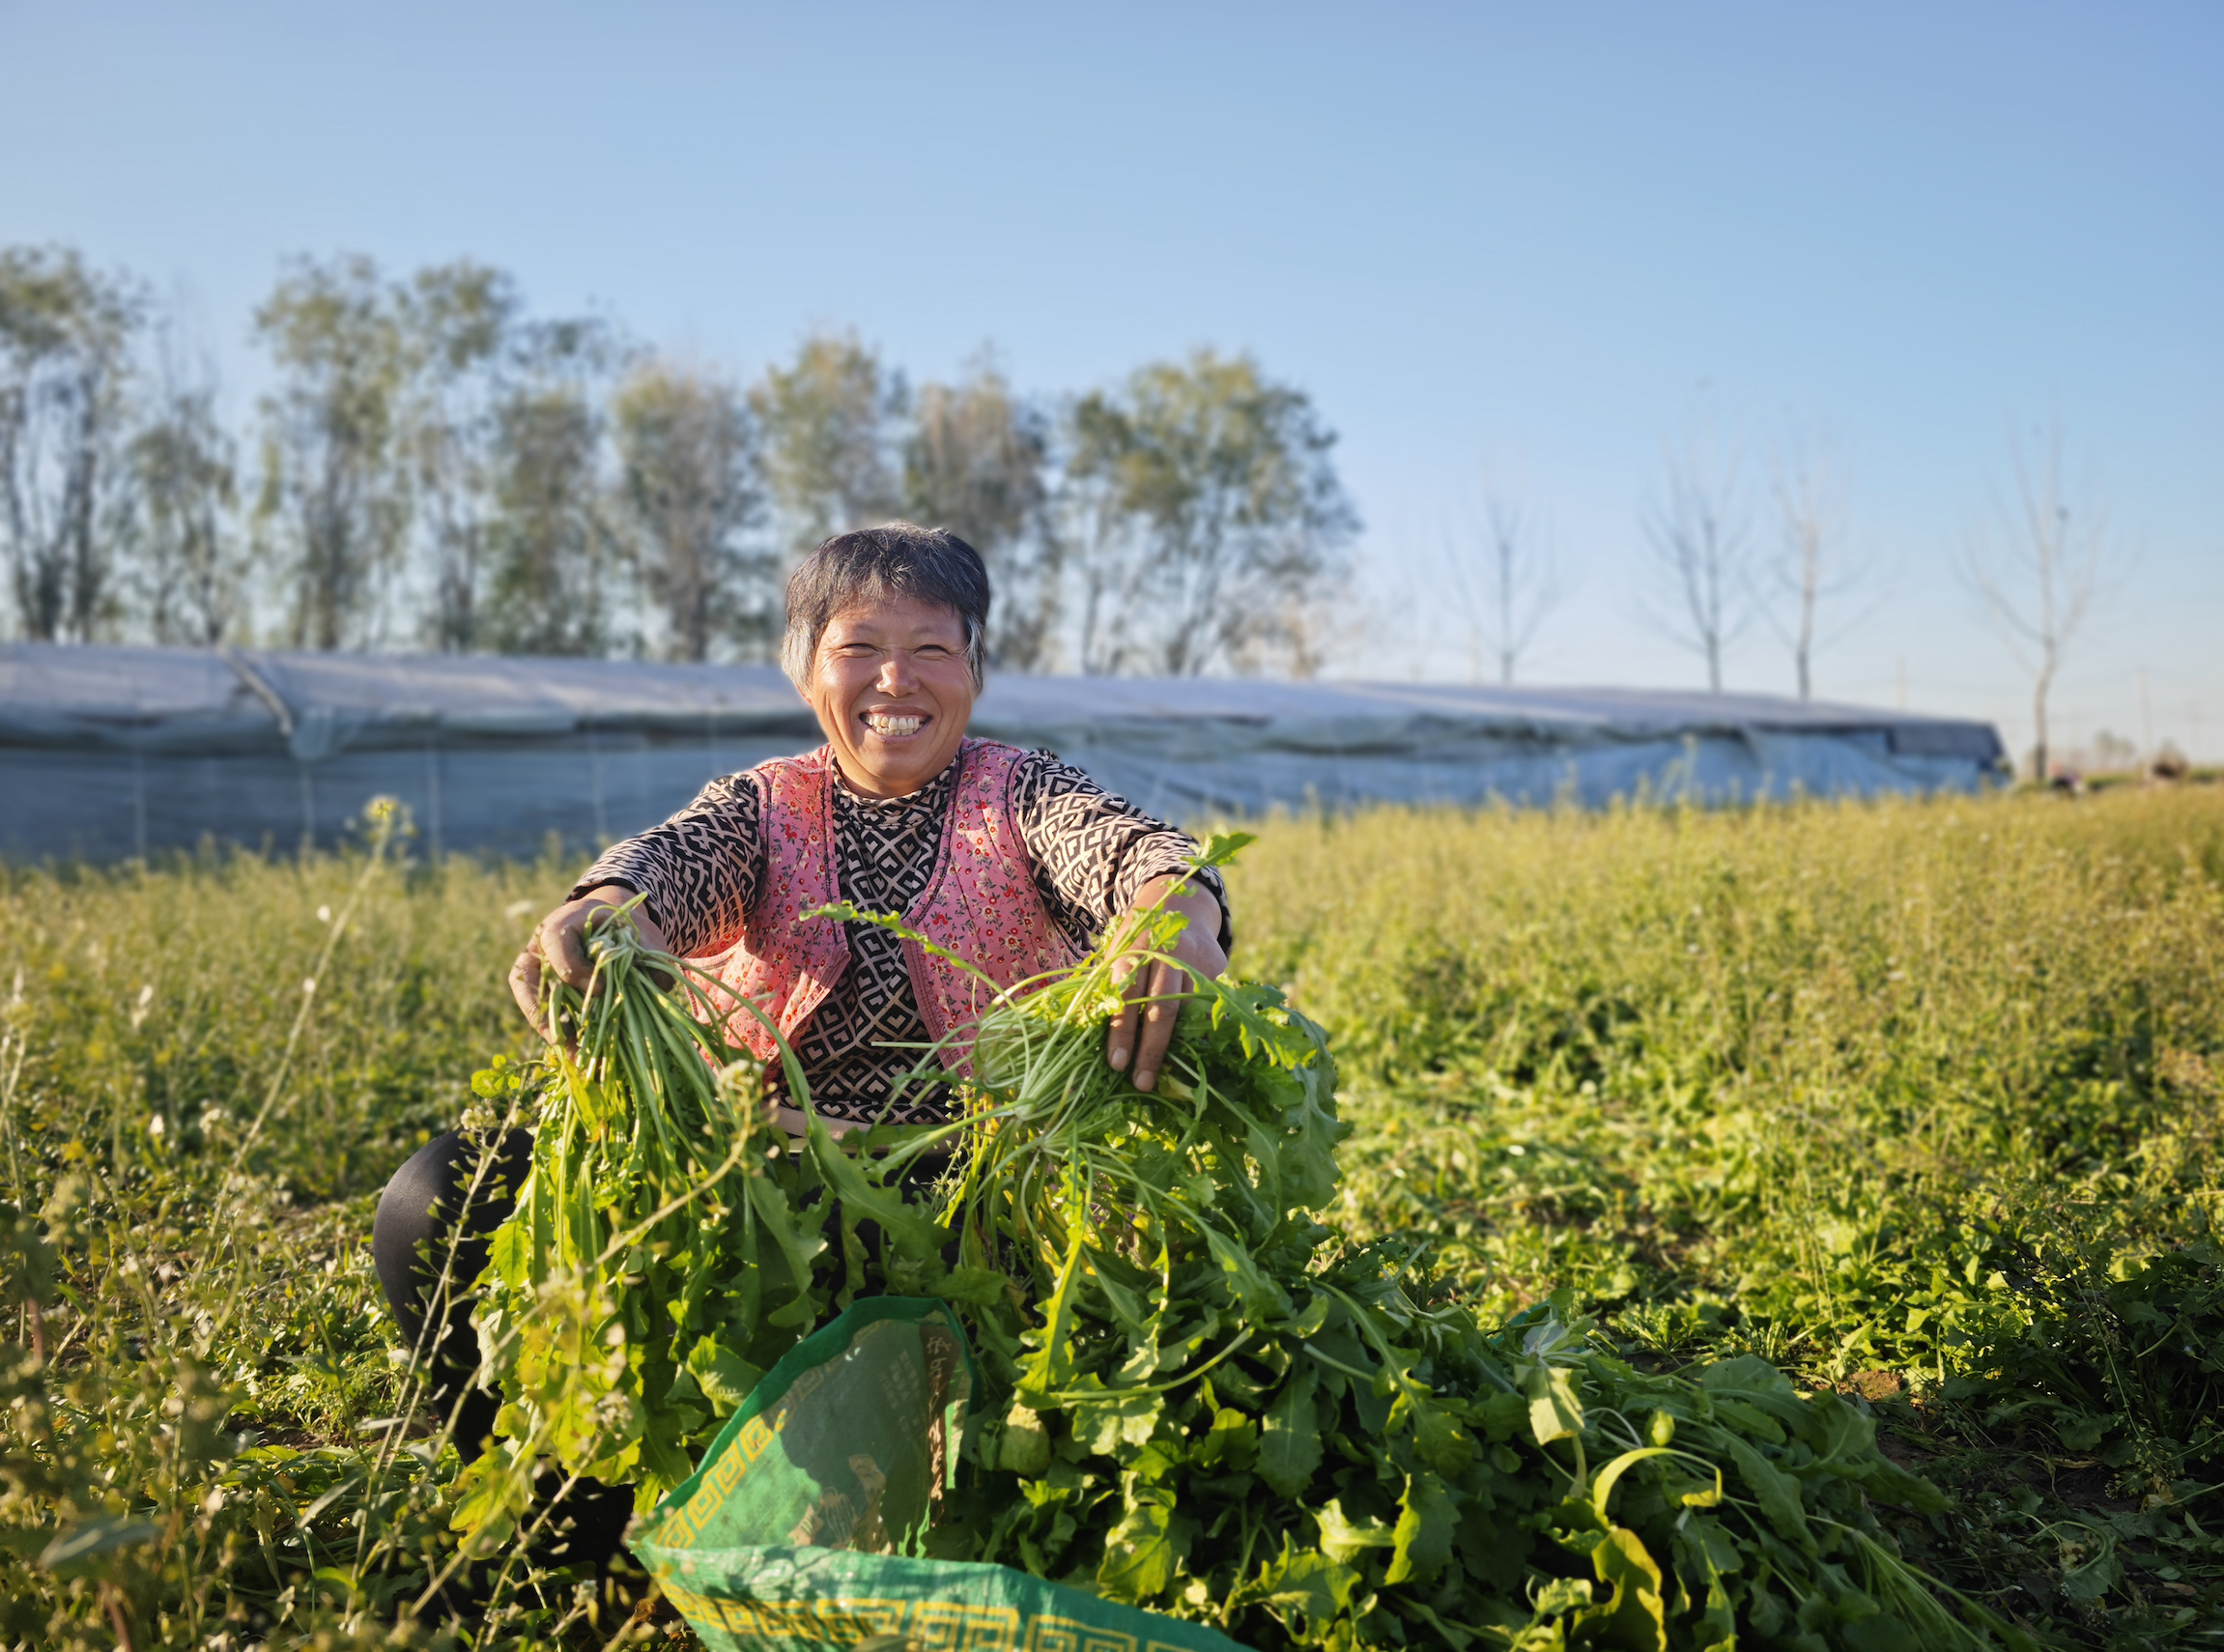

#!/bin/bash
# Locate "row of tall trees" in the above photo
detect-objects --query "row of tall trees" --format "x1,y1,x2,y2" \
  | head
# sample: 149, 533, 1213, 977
0, 245, 1356, 675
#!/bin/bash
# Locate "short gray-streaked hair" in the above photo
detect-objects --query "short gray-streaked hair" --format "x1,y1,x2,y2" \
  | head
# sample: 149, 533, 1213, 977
780, 523, 991, 691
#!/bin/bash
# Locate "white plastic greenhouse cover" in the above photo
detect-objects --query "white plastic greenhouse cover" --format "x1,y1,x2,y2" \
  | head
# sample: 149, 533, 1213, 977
0, 643, 2007, 862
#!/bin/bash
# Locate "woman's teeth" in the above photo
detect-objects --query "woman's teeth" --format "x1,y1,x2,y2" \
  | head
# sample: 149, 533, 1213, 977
866, 713, 924, 737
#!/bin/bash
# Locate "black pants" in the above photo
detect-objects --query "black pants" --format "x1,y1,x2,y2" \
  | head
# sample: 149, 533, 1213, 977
372, 1128, 533, 1460
370, 1127, 953, 1568
371, 1128, 635, 1570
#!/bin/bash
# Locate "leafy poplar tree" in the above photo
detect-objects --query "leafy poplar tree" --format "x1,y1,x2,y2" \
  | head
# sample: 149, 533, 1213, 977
613, 358, 773, 662
480, 321, 621, 657
749, 332, 904, 561
905, 360, 1061, 669
119, 359, 243, 647
0, 246, 141, 642
252, 255, 414, 650
1065, 350, 1356, 677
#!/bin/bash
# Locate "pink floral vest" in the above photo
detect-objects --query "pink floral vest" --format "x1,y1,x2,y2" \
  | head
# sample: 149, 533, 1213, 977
710, 739, 1079, 1078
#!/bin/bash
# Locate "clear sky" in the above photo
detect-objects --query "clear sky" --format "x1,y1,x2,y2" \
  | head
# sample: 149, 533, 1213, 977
4, 1, 2217, 761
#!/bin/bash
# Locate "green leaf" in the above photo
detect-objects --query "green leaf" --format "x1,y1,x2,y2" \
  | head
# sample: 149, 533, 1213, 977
1233, 1535, 1363, 1627
1069, 1378, 1163, 1455
1527, 1363, 1585, 1445
1277, 1290, 1333, 1337
1588, 1525, 1668, 1652
1258, 1366, 1324, 1496
1315, 1498, 1397, 1564
998, 1404, 1051, 1474
2059, 1539, 2123, 1603
804, 1114, 945, 1258
1410, 1390, 1477, 1477
684, 1334, 760, 1417
1725, 1436, 1811, 1552
38, 1517, 160, 1579
1473, 1388, 1528, 1441
931, 1265, 1014, 1307
1533, 1577, 1594, 1614
2055, 1411, 2110, 1451
1016, 1208, 1090, 1399
1384, 1470, 1456, 1585
1844, 1613, 1925, 1652
1700, 1353, 1803, 1405
1453, 1502, 1528, 1592
1096, 1481, 1182, 1603
1194, 1406, 1258, 1471
1709, 1396, 1786, 1443
1789, 1389, 1874, 1467
488, 1217, 529, 1292
1590, 1446, 1676, 1522
0, 1202, 56, 1305
1857, 1455, 1947, 1513
1674, 1520, 1743, 1647
1194, 830, 1258, 869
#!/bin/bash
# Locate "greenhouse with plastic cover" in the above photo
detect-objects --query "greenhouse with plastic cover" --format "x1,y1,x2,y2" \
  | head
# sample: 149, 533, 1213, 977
0, 642, 2009, 863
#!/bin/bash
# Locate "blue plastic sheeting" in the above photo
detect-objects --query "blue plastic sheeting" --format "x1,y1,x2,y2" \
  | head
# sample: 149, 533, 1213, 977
0, 644, 2007, 863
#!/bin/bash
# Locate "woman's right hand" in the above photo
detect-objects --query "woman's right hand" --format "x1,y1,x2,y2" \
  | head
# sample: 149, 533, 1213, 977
509, 885, 670, 1037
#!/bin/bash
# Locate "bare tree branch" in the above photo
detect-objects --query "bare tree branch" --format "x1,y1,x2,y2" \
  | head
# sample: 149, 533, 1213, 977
1752, 431, 1882, 700
1957, 417, 2124, 782
1638, 422, 1751, 693
1440, 488, 1563, 685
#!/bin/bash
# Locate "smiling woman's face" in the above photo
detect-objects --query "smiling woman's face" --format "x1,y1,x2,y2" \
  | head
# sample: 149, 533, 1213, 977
806, 596, 977, 797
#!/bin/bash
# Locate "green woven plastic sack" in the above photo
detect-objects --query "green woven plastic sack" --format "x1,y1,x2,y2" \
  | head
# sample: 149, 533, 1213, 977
631, 1296, 1247, 1652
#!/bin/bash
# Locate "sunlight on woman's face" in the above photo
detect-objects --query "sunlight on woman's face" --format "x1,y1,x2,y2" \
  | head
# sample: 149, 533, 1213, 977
806, 597, 976, 797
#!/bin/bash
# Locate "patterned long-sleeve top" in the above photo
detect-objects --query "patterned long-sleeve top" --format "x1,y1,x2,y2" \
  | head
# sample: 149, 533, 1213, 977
573, 749, 1230, 1125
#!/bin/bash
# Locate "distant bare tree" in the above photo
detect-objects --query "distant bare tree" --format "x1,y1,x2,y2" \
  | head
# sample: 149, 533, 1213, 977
1959, 419, 2122, 782
1757, 433, 1876, 701
1639, 424, 1750, 694
0, 246, 141, 641
904, 358, 1060, 669
1443, 491, 1561, 685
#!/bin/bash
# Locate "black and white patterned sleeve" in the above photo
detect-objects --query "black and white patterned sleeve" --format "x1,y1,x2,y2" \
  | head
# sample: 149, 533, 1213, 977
1009, 752, 1233, 954
570, 773, 765, 959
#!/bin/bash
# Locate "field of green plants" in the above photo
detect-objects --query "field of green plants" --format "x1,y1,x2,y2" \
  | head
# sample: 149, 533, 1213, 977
2, 784, 2220, 1650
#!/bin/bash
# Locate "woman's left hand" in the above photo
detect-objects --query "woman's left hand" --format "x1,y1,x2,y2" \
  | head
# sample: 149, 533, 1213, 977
1105, 873, 1228, 1093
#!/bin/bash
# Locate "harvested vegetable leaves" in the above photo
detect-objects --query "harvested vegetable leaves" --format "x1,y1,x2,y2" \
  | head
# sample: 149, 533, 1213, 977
452, 902, 947, 1533
459, 843, 2025, 1649
838, 836, 2030, 1650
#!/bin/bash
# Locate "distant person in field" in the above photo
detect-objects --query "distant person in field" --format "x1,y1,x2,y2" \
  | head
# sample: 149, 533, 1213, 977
370, 524, 1230, 1547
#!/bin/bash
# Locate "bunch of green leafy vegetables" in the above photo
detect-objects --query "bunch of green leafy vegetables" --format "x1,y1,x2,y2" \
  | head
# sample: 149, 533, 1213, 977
447, 840, 2033, 1649
450, 901, 943, 1538
813, 836, 2035, 1651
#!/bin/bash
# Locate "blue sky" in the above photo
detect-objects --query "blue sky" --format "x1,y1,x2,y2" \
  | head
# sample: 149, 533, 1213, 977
4, 1, 2217, 759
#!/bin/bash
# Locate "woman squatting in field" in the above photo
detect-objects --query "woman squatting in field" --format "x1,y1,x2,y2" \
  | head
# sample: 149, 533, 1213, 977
368, 523, 1231, 1561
